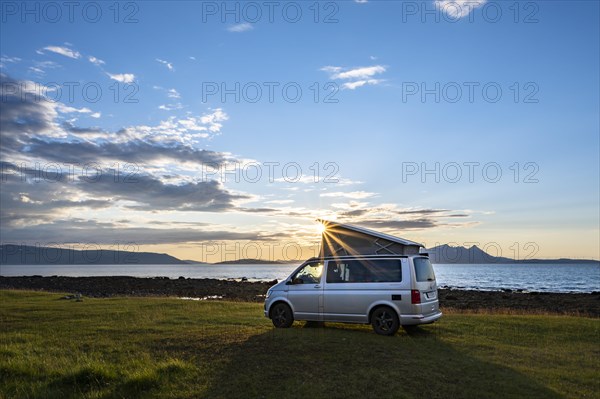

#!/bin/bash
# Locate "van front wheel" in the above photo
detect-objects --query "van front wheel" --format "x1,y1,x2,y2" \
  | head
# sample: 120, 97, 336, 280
371, 307, 399, 336
271, 303, 294, 328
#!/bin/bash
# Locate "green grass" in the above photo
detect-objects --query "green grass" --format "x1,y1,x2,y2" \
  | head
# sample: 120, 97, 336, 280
0, 290, 598, 399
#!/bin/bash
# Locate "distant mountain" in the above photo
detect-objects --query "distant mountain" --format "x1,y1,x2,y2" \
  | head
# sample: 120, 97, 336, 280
426, 244, 599, 264
0, 245, 187, 265
2, 244, 595, 266
213, 258, 288, 265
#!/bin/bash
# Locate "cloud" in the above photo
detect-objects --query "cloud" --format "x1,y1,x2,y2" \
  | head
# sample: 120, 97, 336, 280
28, 67, 45, 75
0, 218, 266, 245
41, 46, 81, 59
434, 0, 486, 19
355, 0, 369, 3
107, 73, 136, 83
0, 55, 21, 68
357, 219, 437, 230
30, 60, 61, 75
0, 75, 230, 167
227, 23, 254, 32
0, 160, 248, 229
167, 88, 180, 98
320, 191, 377, 199
343, 79, 383, 90
156, 58, 174, 71
325, 65, 386, 80
88, 56, 105, 66
75, 173, 249, 212
158, 103, 183, 111
321, 65, 386, 90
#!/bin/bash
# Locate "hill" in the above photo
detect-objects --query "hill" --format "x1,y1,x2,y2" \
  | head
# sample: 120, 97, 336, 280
0, 245, 186, 265
427, 244, 599, 264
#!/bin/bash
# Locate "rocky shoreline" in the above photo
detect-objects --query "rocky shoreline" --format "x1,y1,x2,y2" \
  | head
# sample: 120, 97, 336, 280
1, 276, 598, 317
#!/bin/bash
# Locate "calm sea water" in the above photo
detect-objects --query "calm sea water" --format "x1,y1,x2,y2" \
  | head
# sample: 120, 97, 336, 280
1, 263, 599, 293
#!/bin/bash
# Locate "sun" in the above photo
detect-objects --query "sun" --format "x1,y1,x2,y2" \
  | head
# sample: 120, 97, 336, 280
316, 222, 327, 235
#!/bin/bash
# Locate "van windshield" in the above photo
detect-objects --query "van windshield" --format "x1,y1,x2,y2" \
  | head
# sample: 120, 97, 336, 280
414, 257, 435, 282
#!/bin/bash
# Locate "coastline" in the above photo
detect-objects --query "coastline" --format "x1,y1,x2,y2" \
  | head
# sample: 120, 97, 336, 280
1, 276, 598, 317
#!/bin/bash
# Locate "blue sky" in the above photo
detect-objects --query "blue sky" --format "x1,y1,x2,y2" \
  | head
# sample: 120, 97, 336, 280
1, 0, 598, 261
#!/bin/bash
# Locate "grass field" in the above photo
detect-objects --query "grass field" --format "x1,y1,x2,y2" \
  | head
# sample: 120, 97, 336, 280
0, 290, 598, 399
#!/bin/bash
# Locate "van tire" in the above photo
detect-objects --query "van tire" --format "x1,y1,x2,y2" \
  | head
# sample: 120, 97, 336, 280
271, 303, 294, 328
371, 306, 399, 336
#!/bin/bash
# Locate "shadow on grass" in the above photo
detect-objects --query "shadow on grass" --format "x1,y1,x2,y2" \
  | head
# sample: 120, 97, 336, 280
33, 360, 192, 399
203, 323, 564, 399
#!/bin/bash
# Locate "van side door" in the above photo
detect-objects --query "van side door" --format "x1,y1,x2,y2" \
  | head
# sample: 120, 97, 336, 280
285, 261, 324, 321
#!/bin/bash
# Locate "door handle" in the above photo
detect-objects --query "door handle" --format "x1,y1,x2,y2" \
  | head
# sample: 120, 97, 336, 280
314, 285, 321, 289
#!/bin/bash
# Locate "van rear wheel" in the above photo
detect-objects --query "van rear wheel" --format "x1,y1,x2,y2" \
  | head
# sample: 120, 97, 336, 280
371, 307, 399, 336
271, 303, 294, 328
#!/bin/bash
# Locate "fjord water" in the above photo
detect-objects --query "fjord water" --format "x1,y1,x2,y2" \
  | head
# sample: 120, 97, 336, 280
1, 263, 599, 293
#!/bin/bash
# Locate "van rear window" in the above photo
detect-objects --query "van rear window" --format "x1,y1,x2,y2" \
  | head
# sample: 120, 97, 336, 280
326, 259, 402, 283
414, 257, 435, 282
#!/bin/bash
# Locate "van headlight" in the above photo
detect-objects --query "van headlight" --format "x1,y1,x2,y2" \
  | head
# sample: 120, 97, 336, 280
266, 290, 272, 298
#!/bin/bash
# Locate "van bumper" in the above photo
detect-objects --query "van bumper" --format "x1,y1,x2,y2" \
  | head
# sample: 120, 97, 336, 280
401, 311, 442, 326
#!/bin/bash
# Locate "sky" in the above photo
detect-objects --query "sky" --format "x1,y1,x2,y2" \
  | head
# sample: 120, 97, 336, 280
0, 0, 598, 263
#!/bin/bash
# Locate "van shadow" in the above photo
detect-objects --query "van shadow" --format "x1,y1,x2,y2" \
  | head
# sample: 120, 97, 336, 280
202, 322, 564, 399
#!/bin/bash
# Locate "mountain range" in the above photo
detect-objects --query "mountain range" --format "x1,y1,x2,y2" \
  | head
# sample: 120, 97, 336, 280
0, 244, 597, 265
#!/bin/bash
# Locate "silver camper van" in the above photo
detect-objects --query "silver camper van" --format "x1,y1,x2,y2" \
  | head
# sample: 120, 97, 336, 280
264, 221, 442, 335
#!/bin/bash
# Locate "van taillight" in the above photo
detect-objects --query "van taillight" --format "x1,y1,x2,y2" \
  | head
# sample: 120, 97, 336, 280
411, 290, 421, 304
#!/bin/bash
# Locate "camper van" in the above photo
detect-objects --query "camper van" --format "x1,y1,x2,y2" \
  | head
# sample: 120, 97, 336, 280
264, 221, 442, 335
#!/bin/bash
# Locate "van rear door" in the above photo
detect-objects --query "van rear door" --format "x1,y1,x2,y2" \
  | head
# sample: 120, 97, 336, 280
411, 257, 439, 315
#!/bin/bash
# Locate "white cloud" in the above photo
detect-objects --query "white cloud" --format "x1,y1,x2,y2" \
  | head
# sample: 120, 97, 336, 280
321, 65, 387, 90
228, 23, 254, 32
107, 73, 136, 83
189, 56, 196, 60
158, 103, 183, 111
200, 108, 228, 132
56, 104, 93, 114
355, 0, 368, 3
320, 191, 377, 199
326, 65, 386, 80
434, 0, 486, 19
32, 60, 61, 74
28, 67, 45, 75
156, 58, 174, 71
88, 56, 105, 66
42, 46, 81, 59
266, 200, 295, 205
343, 79, 383, 90
168, 88, 180, 98
0, 55, 21, 68
90, 112, 101, 118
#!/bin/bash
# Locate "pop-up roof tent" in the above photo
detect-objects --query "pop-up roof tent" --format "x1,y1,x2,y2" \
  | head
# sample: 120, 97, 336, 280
317, 219, 424, 258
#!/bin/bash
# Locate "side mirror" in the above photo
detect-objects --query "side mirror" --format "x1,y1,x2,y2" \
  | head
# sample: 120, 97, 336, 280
285, 280, 293, 285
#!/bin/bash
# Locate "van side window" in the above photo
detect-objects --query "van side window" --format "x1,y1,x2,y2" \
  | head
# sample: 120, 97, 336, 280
326, 259, 402, 283
291, 262, 323, 284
